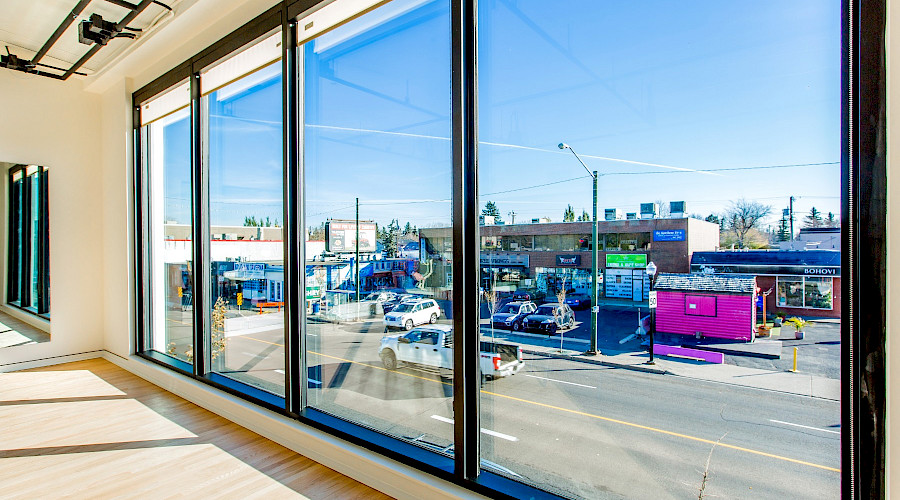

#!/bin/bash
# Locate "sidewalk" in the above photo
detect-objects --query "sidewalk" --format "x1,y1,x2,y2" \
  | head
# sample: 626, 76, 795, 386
481, 328, 840, 401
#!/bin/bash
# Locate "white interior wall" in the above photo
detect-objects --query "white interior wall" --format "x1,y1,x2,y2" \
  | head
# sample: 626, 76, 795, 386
0, 70, 105, 369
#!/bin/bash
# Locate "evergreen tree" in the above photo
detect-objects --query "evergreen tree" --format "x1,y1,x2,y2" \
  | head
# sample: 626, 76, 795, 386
803, 207, 823, 228
577, 209, 591, 222
776, 217, 791, 241
825, 212, 839, 228
481, 201, 502, 223
403, 222, 412, 235
563, 204, 575, 222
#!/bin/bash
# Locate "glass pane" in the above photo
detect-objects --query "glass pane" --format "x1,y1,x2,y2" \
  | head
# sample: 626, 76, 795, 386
8, 173, 22, 304
777, 277, 805, 308
478, 1, 840, 498
202, 32, 285, 396
28, 170, 40, 308
142, 81, 193, 363
804, 277, 833, 310
303, 0, 454, 453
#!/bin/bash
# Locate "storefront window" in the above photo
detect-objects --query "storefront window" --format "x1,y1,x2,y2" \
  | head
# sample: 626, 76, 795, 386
534, 234, 561, 251
604, 233, 619, 251
619, 232, 650, 251
776, 276, 805, 308
559, 234, 579, 252
577, 234, 592, 250
805, 278, 833, 309
502, 235, 533, 251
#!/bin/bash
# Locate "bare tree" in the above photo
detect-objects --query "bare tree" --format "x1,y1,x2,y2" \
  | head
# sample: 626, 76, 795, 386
554, 277, 568, 351
485, 284, 500, 343
723, 199, 772, 249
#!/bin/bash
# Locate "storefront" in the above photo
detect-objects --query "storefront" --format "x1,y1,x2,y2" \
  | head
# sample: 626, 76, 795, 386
605, 254, 650, 301
690, 250, 841, 319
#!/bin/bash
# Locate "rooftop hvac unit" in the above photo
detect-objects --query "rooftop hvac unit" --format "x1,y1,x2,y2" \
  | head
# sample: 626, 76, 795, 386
640, 203, 658, 219
626, 212, 637, 220
670, 201, 686, 218
604, 208, 623, 221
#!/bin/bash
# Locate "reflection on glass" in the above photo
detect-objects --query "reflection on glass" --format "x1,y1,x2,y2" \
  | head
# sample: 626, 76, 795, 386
478, 1, 840, 498
8, 170, 22, 304
202, 31, 284, 395
303, 0, 455, 450
142, 81, 193, 363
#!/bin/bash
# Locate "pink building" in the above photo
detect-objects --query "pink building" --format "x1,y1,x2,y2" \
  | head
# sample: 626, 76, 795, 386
654, 274, 757, 341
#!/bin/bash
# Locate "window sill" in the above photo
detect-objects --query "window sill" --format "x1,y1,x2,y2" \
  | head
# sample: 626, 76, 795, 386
2, 304, 50, 333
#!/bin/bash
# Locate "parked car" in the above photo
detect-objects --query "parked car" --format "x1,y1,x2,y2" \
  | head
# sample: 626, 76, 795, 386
490, 301, 537, 331
522, 303, 575, 335
565, 293, 591, 310
383, 298, 441, 330
381, 293, 420, 313
379, 324, 524, 381
512, 289, 546, 303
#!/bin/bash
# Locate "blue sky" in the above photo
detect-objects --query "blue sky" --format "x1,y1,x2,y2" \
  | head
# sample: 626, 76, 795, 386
164, 0, 840, 231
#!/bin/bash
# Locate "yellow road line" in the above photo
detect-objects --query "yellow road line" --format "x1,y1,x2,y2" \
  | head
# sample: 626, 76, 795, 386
240, 335, 839, 473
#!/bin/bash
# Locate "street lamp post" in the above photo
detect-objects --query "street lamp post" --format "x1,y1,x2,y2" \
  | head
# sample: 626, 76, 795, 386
645, 261, 657, 365
559, 143, 599, 355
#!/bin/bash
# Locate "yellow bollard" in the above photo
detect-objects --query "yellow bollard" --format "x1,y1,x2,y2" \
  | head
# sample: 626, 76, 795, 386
792, 347, 798, 372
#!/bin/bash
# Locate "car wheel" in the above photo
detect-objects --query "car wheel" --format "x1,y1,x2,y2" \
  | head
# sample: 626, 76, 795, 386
548, 324, 558, 336
429, 313, 438, 324
512, 321, 522, 332
381, 350, 398, 370
404, 319, 414, 330
567, 319, 575, 329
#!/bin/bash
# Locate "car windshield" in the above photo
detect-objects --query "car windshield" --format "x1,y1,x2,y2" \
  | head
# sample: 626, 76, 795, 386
393, 303, 414, 313
536, 306, 556, 315
499, 304, 518, 313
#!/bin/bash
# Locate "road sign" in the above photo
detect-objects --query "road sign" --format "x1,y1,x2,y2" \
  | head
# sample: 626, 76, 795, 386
177, 286, 183, 298
591, 306, 599, 313
236, 292, 243, 306
648, 291, 657, 309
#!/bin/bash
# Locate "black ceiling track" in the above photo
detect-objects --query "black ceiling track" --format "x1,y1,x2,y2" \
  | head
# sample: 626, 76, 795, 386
0, 0, 162, 80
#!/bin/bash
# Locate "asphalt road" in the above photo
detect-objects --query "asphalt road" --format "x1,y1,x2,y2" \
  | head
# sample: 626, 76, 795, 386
201, 315, 840, 500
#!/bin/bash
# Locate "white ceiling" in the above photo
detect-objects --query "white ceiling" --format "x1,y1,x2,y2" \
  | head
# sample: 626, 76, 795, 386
0, 0, 179, 78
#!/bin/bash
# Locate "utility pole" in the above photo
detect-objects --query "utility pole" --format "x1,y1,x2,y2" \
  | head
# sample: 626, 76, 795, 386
789, 196, 795, 241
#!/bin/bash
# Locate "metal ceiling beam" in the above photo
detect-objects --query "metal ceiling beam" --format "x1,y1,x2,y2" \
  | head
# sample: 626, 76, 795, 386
62, 0, 154, 79
103, 0, 140, 9
32, 0, 92, 64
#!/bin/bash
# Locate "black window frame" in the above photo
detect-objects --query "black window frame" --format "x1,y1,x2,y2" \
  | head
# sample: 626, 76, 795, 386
7, 164, 50, 318
131, 0, 884, 498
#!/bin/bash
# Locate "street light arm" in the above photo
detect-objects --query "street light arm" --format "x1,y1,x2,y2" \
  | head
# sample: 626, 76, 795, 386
563, 147, 595, 179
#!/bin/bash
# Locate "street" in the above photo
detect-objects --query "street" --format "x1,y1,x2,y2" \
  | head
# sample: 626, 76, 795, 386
196, 313, 840, 500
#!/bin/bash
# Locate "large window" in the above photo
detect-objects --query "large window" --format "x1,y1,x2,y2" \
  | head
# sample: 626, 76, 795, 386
132, 0, 868, 498
777, 276, 833, 310
302, 0, 454, 449
202, 30, 285, 396
140, 81, 192, 364
7, 164, 49, 316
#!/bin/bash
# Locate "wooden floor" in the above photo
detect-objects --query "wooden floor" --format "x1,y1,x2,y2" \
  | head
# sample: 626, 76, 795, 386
0, 358, 393, 500
0, 309, 49, 348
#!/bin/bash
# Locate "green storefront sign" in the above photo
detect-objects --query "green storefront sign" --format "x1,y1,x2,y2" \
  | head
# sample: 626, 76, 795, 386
605, 254, 648, 268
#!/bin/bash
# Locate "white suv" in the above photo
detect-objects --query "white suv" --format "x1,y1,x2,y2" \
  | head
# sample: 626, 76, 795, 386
383, 298, 441, 330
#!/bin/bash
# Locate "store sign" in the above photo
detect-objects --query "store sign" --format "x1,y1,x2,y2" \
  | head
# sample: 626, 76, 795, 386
556, 255, 581, 266
480, 253, 529, 267
224, 262, 266, 281
804, 267, 838, 276
690, 263, 840, 277
606, 254, 648, 268
653, 229, 685, 242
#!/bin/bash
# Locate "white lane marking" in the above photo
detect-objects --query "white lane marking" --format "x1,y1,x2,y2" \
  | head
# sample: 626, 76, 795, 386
770, 419, 841, 435
309, 378, 322, 385
275, 369, 284, 374
525, 374, 597, 389
430, 415, 518, 442
242, 351, 261, 357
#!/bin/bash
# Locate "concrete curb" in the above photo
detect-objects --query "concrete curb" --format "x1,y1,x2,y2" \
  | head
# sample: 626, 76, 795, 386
521, 348, 669, 375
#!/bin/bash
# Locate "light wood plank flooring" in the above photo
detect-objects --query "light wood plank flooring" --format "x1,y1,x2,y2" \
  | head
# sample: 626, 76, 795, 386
0, 357, 393, 499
